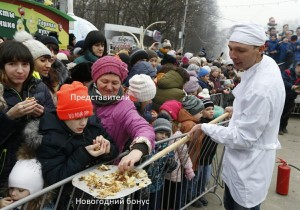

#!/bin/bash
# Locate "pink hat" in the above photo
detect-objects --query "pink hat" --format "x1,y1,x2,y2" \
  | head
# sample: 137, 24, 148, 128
91, 56, 128, 83
159, 100, 182, 121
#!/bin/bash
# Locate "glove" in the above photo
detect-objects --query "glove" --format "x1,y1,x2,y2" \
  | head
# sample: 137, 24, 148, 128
185, 167, 195, 181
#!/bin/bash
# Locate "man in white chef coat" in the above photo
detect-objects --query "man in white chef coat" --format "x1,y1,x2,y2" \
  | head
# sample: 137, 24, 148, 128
189, 22, 285, 210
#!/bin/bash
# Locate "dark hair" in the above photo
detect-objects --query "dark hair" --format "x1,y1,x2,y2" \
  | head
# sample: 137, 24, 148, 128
0, 41, 34, 86
70, 62, 92, 83
291, 35, 298, 42
42, 68, 59, 94
83, 30, 107, 57
48, 31, 59, 41
69, 33, 76, 47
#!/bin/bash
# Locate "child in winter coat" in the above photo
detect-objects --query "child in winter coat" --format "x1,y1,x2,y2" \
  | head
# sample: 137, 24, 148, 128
158, 100, 195, 210
140, 115, 177, 210
36, 81, 118, 185
191, 99, 223, 208
0, 159, 53, 210
127, 74, 157, 123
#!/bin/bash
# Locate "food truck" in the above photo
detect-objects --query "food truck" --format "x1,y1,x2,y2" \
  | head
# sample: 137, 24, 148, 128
0, 0, 74, 49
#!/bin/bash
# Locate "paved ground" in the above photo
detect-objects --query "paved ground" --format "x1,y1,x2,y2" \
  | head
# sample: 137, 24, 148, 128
188, 116, 300, 210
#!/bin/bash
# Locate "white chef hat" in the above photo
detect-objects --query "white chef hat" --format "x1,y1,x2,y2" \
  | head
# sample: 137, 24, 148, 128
228, 22, 267, 46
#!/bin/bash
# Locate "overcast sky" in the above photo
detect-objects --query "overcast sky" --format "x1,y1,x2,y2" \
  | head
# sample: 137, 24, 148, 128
216, 0, 300, 30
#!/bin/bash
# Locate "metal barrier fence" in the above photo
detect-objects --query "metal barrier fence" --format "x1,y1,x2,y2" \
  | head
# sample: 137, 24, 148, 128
210, 93, 223, 107
1, 121, 229, 210
292, 96, 300, 115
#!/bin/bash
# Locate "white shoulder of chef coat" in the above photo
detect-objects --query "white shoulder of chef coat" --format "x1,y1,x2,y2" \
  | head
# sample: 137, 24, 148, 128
202, 55, 285, 150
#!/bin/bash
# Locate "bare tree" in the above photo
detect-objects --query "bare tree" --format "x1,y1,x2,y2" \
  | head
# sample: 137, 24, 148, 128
70, 0, 222, 56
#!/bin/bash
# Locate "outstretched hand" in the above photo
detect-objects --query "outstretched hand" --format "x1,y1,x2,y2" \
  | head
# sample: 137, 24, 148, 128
187, 124, 202, 138
225, 106, 233, 120
118, 149, 143, 173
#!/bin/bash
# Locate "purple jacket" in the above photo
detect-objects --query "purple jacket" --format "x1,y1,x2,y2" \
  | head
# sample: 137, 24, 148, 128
95, 99, 155, 153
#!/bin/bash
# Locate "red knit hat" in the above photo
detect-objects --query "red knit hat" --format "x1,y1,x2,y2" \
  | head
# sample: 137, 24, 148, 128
91, 56, 128, 83
159, 100, 182, 121
56, 81, 93, 120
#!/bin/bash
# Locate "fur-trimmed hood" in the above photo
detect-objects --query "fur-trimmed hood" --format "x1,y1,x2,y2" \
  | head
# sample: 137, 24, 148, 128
17, 120, 43, 160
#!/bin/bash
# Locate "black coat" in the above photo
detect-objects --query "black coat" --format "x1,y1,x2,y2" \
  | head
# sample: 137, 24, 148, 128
36, 111, 118, 185
282, 68, 300, 101
0, 78, 55, 188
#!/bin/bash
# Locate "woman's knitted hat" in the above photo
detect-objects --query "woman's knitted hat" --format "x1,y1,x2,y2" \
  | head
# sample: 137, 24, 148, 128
182, 95, 204, 116
13, 31, 51, 60
184, 76, 200, 94
128, 74, 156, 102
91, 56, 128, 83
9, 159, 43, 195
56, 81, 93, 120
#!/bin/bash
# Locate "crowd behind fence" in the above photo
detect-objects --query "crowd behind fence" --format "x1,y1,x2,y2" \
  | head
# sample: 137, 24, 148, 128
1, 125, 229, 210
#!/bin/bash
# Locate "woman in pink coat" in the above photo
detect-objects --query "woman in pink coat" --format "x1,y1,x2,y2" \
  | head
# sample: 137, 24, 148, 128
88, 56, 155, 172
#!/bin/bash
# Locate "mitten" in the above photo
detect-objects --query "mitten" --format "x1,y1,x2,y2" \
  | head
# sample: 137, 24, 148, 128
185, 167, 195, 181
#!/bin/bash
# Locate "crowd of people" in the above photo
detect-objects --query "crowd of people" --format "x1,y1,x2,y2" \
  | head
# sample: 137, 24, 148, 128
0, 17, 299, 210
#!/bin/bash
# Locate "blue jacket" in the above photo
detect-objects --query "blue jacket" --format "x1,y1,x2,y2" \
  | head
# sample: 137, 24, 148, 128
267, 40, 279, 62
278, 42, 289, 63
145, 142, 177, 193
282, 68, 300, 100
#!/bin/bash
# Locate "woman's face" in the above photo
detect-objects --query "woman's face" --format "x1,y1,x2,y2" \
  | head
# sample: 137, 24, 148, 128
149, 57, 158, 68
211, 69, 220, 78
96, 74, 121, 96
34, 56, 52, 77
64, 117, 89, 134
4, 61, 30, 87
92, 42, 105, 57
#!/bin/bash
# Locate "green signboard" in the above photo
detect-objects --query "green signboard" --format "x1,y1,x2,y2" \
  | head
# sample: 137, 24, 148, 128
0, 0, 74, 49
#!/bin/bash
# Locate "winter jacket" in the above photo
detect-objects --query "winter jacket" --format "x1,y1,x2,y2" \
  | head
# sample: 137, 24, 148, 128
144, 142, 177, 193
267, 40, 279, 62
282, 68, 300, 101
134, 102, 155, 123
278, 42, 289, 63
74, 50, 99, 64
198, 79, 213, 92
0, 78, 55, 188
94, 98, 155, 154
2, 121, 55, 210
165, 131, 194, 182
177, 108, 198, 134
209, 75, 225, 93
123, 61, 156, 87
152, 70, 186, 111
36, 111, 118, 185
